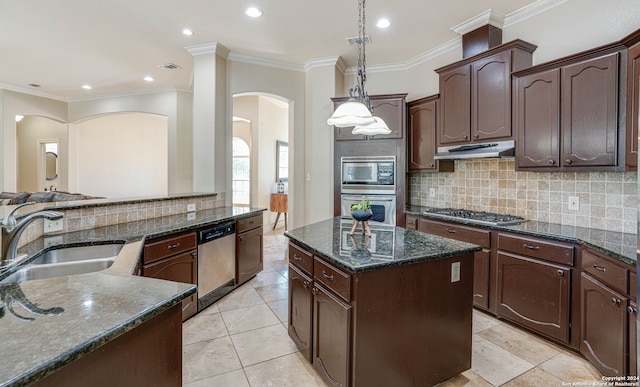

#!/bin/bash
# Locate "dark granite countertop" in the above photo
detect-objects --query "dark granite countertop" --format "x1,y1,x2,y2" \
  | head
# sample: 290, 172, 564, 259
0, 206, 265, 387
405, 205, 637, 267
285, 217, 481, 273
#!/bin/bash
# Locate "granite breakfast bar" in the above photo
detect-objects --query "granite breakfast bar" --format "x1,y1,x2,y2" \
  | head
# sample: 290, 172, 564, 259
285, 217, 482, 387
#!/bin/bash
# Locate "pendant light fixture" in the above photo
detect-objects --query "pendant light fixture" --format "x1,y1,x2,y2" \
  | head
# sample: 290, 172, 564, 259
326, 0, 391, 135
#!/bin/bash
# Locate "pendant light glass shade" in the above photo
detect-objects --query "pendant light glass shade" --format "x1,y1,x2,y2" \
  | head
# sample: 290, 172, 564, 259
327, 100, 375, 127
352, 115, 391, 135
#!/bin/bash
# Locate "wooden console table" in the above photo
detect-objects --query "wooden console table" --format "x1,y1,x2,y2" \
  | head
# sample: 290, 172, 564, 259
270, 193, 288, 230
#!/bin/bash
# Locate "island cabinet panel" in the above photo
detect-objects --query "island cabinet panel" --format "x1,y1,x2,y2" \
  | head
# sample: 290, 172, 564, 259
289, 264, 314, 362
418, 218, 492, 310
580, 248, 637, 377
236, 213, 263, 286
33, 304, 182, 387
495, 251, 572, 343
142, 232, 197, 321
313, 283, 352, 387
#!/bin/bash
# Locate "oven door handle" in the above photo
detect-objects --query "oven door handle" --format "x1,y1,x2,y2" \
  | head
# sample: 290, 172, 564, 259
341, 194, 396, 202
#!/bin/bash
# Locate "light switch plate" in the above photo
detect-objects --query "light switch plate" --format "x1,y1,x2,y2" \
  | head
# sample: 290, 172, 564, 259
451, 262, 460, 283
429, 188, 436, 198
568, 196, 579, 211
187, 203, 196, 212
44, 218, 63, 233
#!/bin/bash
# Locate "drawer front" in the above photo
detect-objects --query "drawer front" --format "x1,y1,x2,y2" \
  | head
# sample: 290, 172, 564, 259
314, 258, 351, 302
419, 219, 491, 249
498, 233, 574, 266
237, 213, 263, 233
143, 232, 197, 264
289, 242, 314, 276
406, 215, 418, 230
582, 249, 628, 294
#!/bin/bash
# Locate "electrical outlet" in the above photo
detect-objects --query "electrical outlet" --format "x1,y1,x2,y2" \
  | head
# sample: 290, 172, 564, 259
306, 172, 311, 181
429, 187, 436, 198
44, 218, 63, 233
451, 262, 460, 283
187, 203, 196, 212
568, 196, 580, 211
187, 212, 196, 221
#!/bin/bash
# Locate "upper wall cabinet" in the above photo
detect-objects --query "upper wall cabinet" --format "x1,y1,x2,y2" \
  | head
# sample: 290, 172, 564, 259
624, 30, 640, 170
514, 38, 631, 171
331, 94, 407, 141
435, 40, 536, 146
407, 95, 454, 172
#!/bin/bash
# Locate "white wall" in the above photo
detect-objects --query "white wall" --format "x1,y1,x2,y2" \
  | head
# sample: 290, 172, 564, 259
74, 113, 168, 198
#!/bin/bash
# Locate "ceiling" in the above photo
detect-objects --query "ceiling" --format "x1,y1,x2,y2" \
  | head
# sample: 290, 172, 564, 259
0, 0, 538, 100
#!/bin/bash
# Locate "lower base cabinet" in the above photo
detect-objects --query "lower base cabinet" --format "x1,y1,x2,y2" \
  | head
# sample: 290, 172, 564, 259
313, 283, 352, 387
236, 214, 264, 286
288, 264, 313, 362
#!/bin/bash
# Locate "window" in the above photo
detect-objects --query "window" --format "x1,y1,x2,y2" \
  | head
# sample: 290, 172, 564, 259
232, 138, 250, 206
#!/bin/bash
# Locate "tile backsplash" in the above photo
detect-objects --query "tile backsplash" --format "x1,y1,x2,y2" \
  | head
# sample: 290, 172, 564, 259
408, 159, 637, 234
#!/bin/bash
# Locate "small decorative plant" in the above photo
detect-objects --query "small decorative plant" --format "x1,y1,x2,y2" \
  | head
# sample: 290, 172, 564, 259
350, 197, 371, 211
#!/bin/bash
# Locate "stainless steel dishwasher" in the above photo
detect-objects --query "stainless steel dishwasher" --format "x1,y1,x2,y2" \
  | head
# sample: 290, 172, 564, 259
197, 221, 236, 311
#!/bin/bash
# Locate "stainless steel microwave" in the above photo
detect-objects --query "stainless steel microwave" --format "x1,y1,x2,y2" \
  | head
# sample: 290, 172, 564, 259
341, 156, 395, 194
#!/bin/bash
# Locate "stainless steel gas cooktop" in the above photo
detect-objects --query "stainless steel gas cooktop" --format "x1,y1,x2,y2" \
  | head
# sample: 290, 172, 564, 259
422, 208, 526, 226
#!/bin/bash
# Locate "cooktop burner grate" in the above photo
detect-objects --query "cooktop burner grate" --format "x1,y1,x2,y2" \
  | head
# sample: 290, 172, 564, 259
422, 208, 526, 226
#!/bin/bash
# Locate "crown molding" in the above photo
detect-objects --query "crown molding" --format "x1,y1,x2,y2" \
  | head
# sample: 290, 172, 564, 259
67, 87, 188, 103
227, 53, 304, 72
304, 56, 345, 73
185, 42, 230, 58
452, 9, 506, 35
0, 83, 68, 102
503, 0, 570, 28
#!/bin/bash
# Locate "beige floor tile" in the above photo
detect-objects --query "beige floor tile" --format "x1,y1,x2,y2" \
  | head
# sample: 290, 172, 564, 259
198, 302, 219, 315
230, 324, 299, 367
182, 336, 242, 384
255, 281, 289, 303
247, 270, 287, 288
216, 285, 265, 312
477, 323, 560, 365
183, 369, 249, 387
540, 352, 602, 383
473, 309, 501, 333
471, 335, 534, 386
268, 299, 289, 323
268, 260, 289, 273
501, 367, 565, 386
221, 304, 281, 334
183, 311, 229, 345
244, 352, 327, 387
436, 369, 492, 387
261, 262, 277, 273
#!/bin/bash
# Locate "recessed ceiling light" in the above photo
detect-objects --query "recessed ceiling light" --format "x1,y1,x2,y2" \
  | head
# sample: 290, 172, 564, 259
376, 18, 391, 28
144, 76, 154, 82
182, 28, 194, 36
245, 7, 263, 18
26, 83, 41, 88
81, 84, 92, 90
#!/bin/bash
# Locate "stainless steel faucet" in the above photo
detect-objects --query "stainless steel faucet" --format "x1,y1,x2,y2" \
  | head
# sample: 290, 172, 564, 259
1, 203, 64, 266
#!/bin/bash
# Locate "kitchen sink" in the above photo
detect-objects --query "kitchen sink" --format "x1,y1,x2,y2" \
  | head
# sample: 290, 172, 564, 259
0, 243, 124, 284
31, 243, 124, 265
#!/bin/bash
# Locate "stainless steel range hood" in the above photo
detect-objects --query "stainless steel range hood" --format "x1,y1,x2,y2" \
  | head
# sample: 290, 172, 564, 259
434, 140, 515, 160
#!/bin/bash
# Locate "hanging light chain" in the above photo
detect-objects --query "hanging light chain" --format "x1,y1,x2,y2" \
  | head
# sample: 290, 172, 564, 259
349, 0, 372, 113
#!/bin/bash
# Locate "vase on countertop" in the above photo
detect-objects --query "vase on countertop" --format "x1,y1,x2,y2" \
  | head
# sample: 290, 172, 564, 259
351, 209, 373, 222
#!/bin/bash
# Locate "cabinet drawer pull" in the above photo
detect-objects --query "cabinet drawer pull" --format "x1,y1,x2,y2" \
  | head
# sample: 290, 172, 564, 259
293, 254, 302, 262
556, 270, 564, 276
322, 271, 334, 280
303, 280, 309, 288
167, 243, 180, 249
523, 243, 539, 250
593, 264, 606, 272
628, 306, 637, 314
445, 229, 456, 233
612, 298, 621, 305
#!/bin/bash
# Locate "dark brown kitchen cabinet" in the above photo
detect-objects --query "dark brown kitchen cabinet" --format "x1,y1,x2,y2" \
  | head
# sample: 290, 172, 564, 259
332, 94, 407, 141
418, 218, 492, 310
313, 282, 352, 387
405, 215, 418, 230
436, 40, 536, 146
625, 32, 640, 170
495, 232, 576, 346
408, 95, 454, 172
580, 248, 637, 377
236, 213, 263, 286
142, 232, 197, 321
514, 46, 626, 171
289, 264, 314, 362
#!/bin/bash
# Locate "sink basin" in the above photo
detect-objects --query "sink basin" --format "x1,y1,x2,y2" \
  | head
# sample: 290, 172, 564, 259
31, 244, 124, 265
3, 258, 116, 283
0, 243, 124, 284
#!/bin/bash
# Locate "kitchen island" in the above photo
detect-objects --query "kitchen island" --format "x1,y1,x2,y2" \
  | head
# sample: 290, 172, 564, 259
285, 217, 482, 387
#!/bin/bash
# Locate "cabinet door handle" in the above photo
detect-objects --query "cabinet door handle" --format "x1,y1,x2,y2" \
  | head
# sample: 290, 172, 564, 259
565, 159, 572, 165
612, 298, 621, 305
556, 270, 564, 276
445, 229, 456, 233
167, 243, 180, 249
628, 306, 637, 314
473, 134, 479, 139
293, 254, 302, 262
429, 164, 434, 168
312, 287, 318, 295
239, 235, 244, 242
303, 280, 309, 288
593, 264, 606, 272
548, 160, 555, 165
523, 243, 539, 250
463, 135, 469, 140
322, 271, 334, 280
